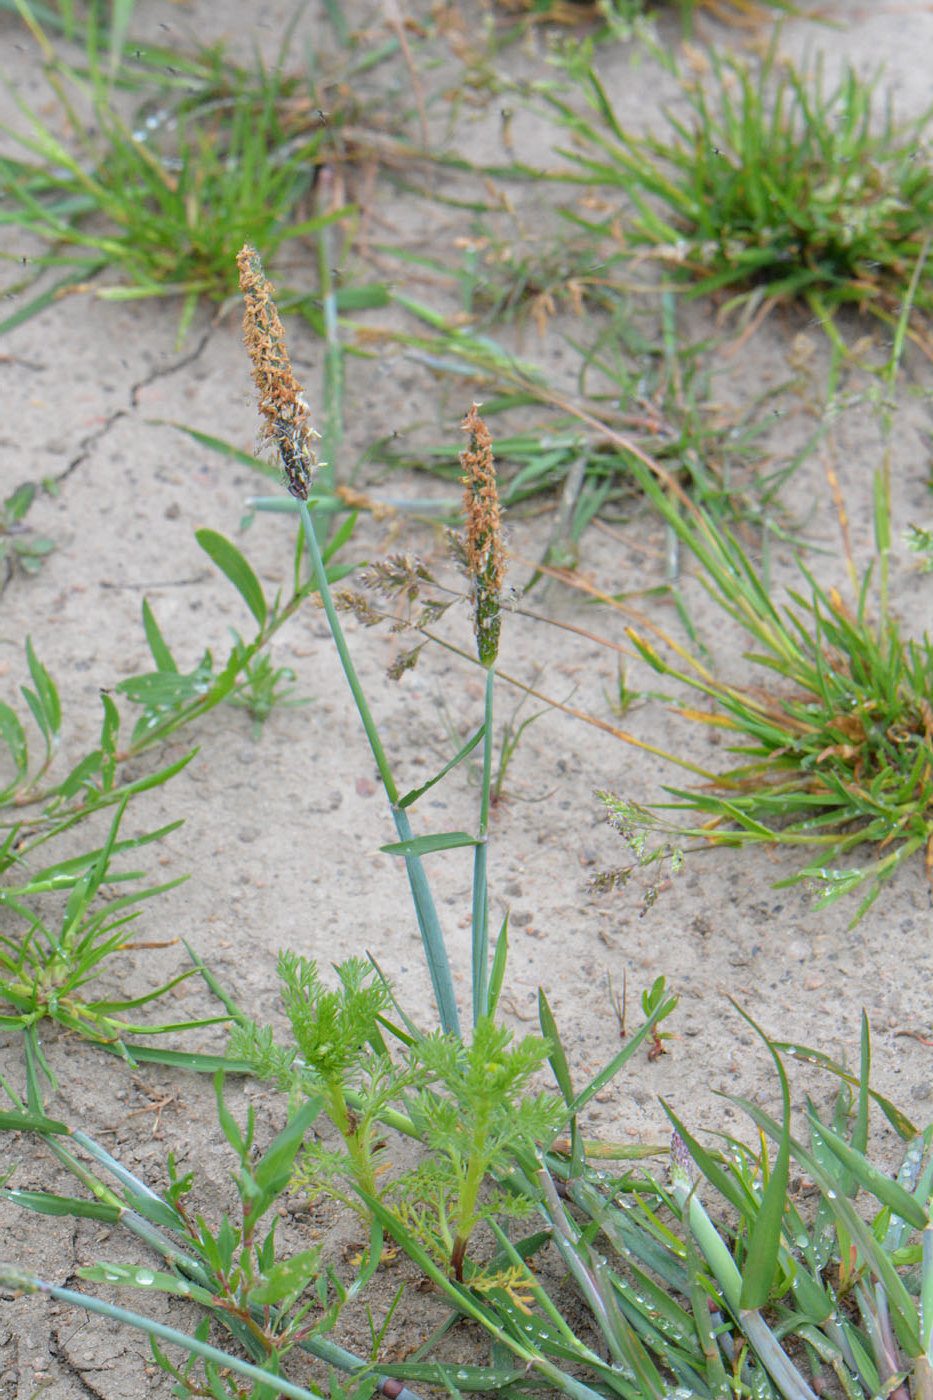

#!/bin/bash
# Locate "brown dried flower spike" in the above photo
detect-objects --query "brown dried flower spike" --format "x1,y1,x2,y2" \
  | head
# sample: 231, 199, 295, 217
237, 243, 320, 500
460, 404, 505, 668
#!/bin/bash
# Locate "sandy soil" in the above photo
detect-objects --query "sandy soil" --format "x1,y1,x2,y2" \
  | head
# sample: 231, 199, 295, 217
2, 1, 933, 1395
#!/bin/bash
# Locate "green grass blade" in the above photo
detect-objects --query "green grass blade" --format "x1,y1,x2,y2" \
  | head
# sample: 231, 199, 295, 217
487, 912, 509, 1018
380, 832, 478, 857
25, 636, 61, 738
808, 1114, 928, 1229
397, 725, 485, 808
2, 1188, 120, 1221
141, 599, 177, 673
733, 1004, 792, 1310
852, 1010, 871, 1156
155, 422, 280, 480
0, 1109, 67, 1133
539, 989, 574, 1105
0, 702, 27, 793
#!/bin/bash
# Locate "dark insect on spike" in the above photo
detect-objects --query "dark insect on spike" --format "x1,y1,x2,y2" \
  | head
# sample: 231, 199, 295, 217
276, 420, 313, 500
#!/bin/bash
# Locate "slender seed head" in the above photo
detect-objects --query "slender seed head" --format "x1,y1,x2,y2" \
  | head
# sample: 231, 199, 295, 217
236, 243, 320, 499
460, 404, 504, 667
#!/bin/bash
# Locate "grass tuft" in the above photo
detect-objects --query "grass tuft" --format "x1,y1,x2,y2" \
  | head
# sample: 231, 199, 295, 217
600, 458, 933, 922
541, 44, 933, 346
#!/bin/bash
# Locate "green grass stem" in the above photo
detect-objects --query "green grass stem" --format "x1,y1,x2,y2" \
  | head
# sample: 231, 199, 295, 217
295, 499, 460, 1037
0, 1268, 331, 1400
470, 666, 495, 1026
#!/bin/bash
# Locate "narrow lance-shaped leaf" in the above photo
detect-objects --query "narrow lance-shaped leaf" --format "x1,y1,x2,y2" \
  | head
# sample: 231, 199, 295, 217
25, 636, 61, 736
380, 831, 479, 857
141, 599, 177, 672
0, 701, 28, 793
196, 528, 267, 628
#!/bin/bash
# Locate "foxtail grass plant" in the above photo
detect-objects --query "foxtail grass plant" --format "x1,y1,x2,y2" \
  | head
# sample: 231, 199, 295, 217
21, 232, 933, 1400
237, 242, 520, 1035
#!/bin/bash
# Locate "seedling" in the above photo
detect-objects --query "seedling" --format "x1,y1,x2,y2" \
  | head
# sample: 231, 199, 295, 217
605, 659, 643, 717
641, 974, 676, 1060
0, 482, 55, 587
402, 1016, 564, 1280
217, 635, 310, 738
904, 522, 933, 572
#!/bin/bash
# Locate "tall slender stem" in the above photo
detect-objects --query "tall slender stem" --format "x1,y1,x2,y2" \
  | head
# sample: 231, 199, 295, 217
296, 499, 460, 1037
471, 666, 494, 1025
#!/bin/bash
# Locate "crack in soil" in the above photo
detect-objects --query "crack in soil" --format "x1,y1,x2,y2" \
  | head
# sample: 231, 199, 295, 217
56, 324, 215, 485
128, 325, 214, 411
49, 1325, 124, 1400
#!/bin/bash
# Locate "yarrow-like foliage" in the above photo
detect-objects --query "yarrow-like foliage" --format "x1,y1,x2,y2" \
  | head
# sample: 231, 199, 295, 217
460, 404, 504, 667
236, 243, 320, 499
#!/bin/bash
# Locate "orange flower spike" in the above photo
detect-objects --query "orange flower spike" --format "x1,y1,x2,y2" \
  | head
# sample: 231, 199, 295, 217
236, 243, 320, 499
460, 404, 505, 668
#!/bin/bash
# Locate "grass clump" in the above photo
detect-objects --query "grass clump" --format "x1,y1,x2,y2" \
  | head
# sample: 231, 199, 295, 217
602, 456, 933, 922
490, 0, 798, 31
0, 2, 406, 341
1, 40, 334, 341
542, 45, 933, 345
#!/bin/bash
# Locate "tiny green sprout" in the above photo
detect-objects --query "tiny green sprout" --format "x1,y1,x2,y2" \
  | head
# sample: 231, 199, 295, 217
225, 635, 312, 738
904, 523, 933, 572
641, 975, 677, 1061
605, 660, 641, 718
0, 482, 55, 587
